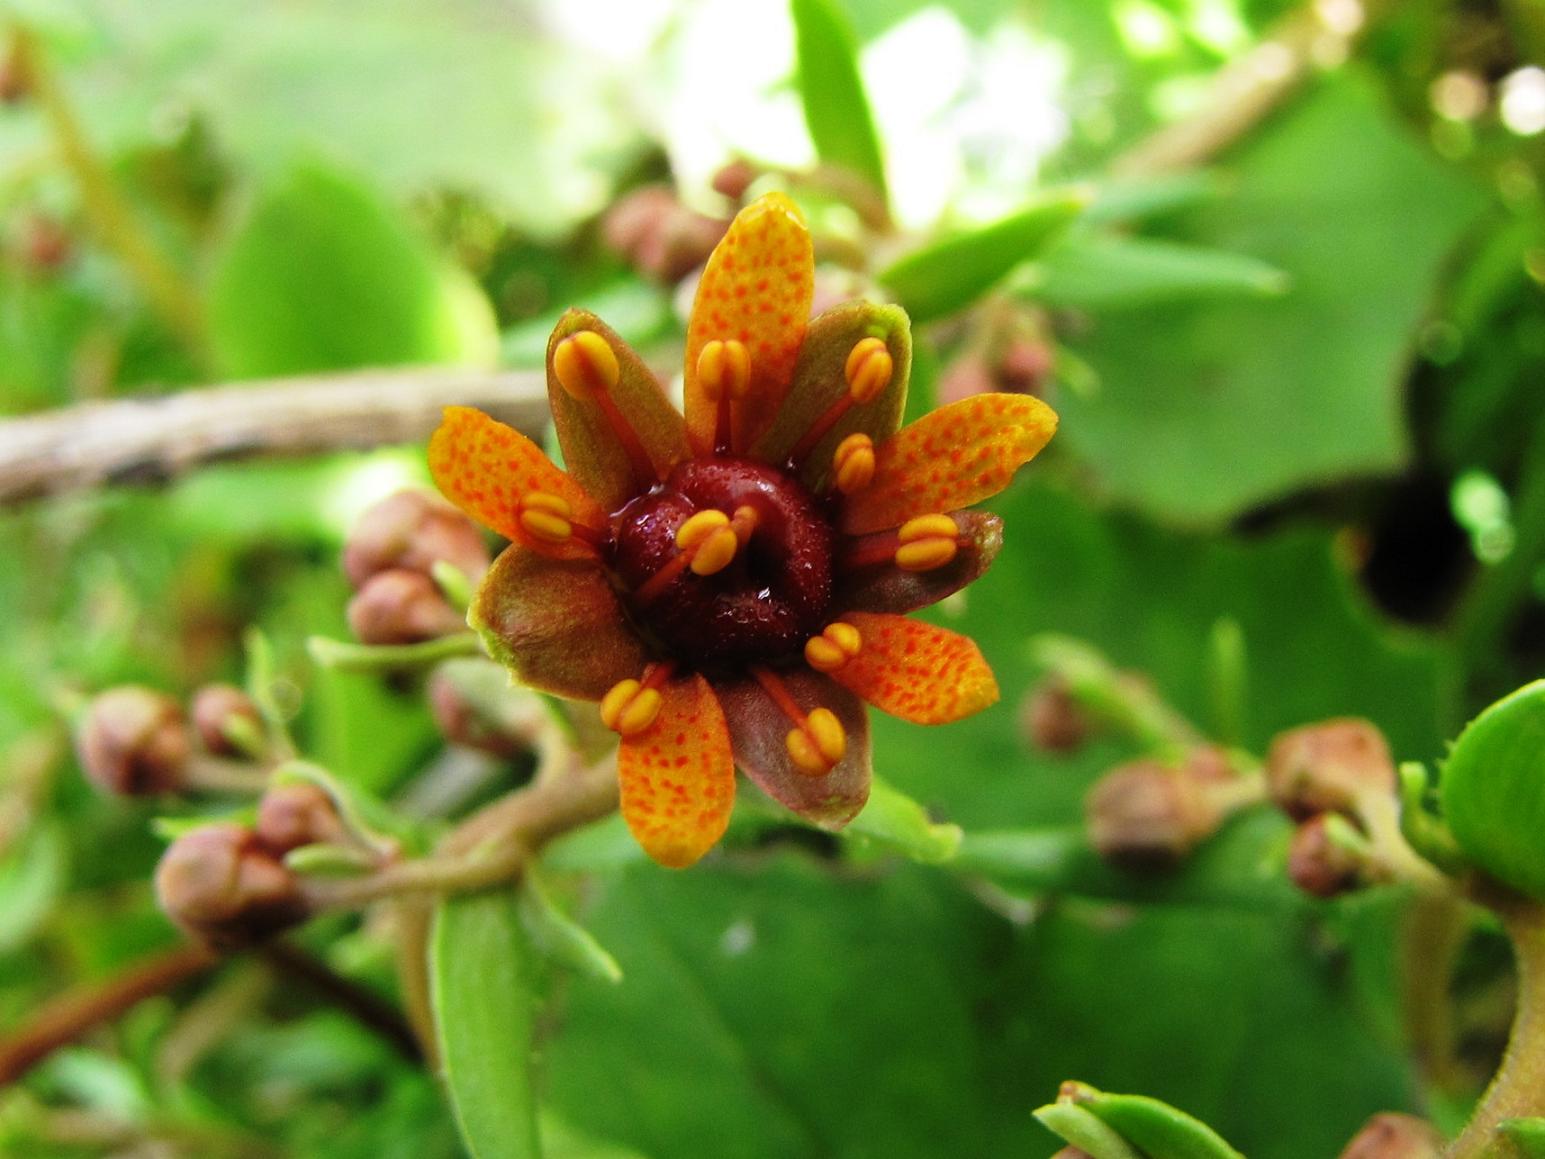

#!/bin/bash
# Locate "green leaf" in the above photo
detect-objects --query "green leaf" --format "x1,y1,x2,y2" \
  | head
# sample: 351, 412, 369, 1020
877, 188, 1089, 323
1066, 1084, 1245, 1159
1026, 234, 1289, 309
519, 868, 623, 985
840, 774, 961, 864
0, 822, 66, 953
1034, 1101, 1143, 1159
1440, 680, 1545, 900
790, 0, 888, 205
208, 163, 496, 378
1502, 1118, 1545, 1157
431, 889, 543, 1159
1055, 71, 1485, 523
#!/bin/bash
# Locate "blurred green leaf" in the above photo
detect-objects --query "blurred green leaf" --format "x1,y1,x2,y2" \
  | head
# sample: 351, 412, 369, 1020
208, 163, 496, 378
0, 821, 66, 953
519, 868, 624, 985
431, 888, 542, 1159
1440, 679, 1545, 900
1034, 1102, 1144, 1159
1027, 234, 1289, 308
1502, 1118, 1545, 1156
791, 0, 889, 206
878, 188, 1089, 323
1056, 72, 1485, 523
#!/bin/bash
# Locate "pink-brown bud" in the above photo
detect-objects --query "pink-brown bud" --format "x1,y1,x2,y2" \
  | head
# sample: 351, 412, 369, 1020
0, 40, 29, 105
75, 687, 190, 796
1085, 747, 1243, 871
710, 159, 760, 201
254, 783, 347, 855
190, 683, 262, 756
154, 823, 307, 948
427, 661, 548, 758
1020, 678, 1092, 754
347, 569, 467, 645
1336, 1112, 1444, 1159
1288, 814, 1365, 898
342, 490, 489, 590
16, 213, 70, 273
1266, 718, 1395, 820
996, 338, 1055, 395
603, 186, 728, 284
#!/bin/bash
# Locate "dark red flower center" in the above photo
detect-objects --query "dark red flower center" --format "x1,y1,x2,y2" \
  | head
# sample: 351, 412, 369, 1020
607, 458, 834, 669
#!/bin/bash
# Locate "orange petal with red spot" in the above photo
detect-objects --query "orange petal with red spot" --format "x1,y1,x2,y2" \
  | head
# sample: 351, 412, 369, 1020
429, 406, 604, 560
684, 193, 813, 456
827, 612, 998, 725
618, 673, 736, 869
841, 394, 1058, 535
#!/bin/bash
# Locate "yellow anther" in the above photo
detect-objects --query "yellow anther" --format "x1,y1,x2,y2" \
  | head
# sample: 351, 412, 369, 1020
690, 526, 741, 576
553, 330, 620, 401
844, 337, 893, 404
804, 621, 863, 673
786, 707, 847, 776
832, 433, 876, 495
517, 491, 574, 544
599, 678, 663, 738
697, 339, 752, 403
894, 513, 960, 572
676, 508, 731, 551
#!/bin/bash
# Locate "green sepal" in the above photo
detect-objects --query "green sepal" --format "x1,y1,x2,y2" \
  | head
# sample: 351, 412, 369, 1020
1033, 1101, 1142, 1159
840, 774, 961, 865
1397, 761, 1469, 876
878, 188, 1088, 323
1440, 680, 1545, 899
1062, 1083, 1244, 1159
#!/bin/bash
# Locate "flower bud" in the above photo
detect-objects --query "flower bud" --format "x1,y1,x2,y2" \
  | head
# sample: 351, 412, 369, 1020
254, 783, 347, 855
0, 38, 29, 105
710, 159, 759, 202
75, 687, 190, 796
1288, 814, 1366, 898
342, 490, 489, 590
190, 683, 262, 756
347, 568, 467, 645
427, 659, 549, 758
154, 823, 307, 948
996, 338, 1055, 396
15, 213, 71, 274
1266, 718, 1395, 820
1020, 677, 1091, 754
603, 186, 728, 284
1085, 753, 1226, 871
1336, 1112, 1443, 1159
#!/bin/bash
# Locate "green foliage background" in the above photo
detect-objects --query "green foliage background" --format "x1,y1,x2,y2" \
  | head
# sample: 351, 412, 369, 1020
0, 0, 1541, 1156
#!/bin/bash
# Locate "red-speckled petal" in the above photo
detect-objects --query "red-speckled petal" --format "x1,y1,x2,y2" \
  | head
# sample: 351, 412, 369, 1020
837, 510, 1002, 615
469, 544, 648, 701
546, 310, 689, 512
827, 612, 997, 724
684, 193, 813, 456
713, 670, 870, 830
841, 394, 1057, 535
750, 301, 910, 488
429, 407, 604, 560
619, 673, 735, 868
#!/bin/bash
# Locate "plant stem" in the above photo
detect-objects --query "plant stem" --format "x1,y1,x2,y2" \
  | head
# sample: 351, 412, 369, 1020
11, 24, 209, 359
1447, 897, 1545, 1157
0, 942, 219, 1085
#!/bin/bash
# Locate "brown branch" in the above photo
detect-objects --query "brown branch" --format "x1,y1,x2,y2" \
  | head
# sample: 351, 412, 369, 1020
257, 941, 421, 1062
0, 942, 219, 1086
0, 366, 548, 505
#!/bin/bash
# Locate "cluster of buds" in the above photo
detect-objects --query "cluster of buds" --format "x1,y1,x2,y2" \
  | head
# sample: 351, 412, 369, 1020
937, 300, 1056, 408
1265, 718, 1397, 899
155, 782, 345, 949
343, 490, 489, 645
1084, 746, 1260, 872
75, 682, 265, 797
602, 184, 731, 285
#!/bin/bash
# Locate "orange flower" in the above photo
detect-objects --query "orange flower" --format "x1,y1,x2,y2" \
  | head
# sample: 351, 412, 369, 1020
430, 193, 1057, 868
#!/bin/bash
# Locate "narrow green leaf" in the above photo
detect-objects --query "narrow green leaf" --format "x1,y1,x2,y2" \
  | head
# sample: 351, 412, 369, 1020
431, 889, 543, 1159
0, 822, 65, 953
519, 868, 623, 984
1502, 1118, 1545, 1156
1076, 1087, 1245, 1159
282, 842, 378, 877
841, 775, 962, 864
877, 189, 1089, 323
790, 0, 888, 205
1440, 680, 1545, 899
1033, 1102, 1143, 1159
1082, 172, 1222, 224
1026, 234, 1290, 309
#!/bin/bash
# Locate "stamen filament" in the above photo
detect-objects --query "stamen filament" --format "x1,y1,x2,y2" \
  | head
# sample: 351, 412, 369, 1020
517, 491, 604, 551
633, 504, 760, 603
554, 329, 665, 490
840, 515, 964, 573
789, 337, 894, 468
751, 665, 845, 776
